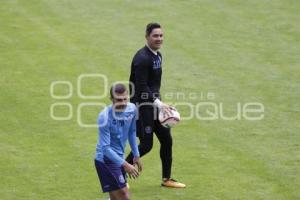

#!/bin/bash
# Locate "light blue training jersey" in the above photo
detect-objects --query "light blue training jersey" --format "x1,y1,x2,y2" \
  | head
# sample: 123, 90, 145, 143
95, 102, 140, 166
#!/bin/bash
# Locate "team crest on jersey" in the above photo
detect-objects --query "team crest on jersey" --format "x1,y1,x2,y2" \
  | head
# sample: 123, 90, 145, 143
152, 56, 161, 69
125, 113, 134, 120
152, 60, 161, 69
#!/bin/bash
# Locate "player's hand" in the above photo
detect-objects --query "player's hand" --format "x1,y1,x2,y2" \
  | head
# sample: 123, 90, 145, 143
161, 103, 176, 119
133, 157, 143, 172
154, 99, 171, 111
160, 102, 172, 112
123, 162, 139, 179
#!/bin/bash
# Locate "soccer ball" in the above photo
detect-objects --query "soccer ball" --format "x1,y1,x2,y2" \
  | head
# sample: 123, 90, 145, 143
158, 107, 180, 128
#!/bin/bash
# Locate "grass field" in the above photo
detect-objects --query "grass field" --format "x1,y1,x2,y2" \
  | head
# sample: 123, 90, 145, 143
1, 0, 300, 199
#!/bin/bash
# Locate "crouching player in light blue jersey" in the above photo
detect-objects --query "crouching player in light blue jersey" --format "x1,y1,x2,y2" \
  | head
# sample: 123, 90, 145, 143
95, 83, 142, 200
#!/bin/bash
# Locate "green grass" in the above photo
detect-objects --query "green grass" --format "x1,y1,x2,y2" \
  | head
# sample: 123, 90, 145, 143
1, 0, 299, 199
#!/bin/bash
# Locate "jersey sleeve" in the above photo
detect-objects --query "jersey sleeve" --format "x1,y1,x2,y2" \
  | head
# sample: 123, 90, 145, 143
98, 114, 125, 166
134, 56, 156, 102
128, 106, 140, 157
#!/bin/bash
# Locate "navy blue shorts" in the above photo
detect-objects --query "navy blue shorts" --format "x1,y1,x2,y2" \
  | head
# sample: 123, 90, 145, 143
94, 158, 127, 193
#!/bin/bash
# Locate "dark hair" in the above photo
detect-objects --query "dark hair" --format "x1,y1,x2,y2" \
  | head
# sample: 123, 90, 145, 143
110, 83, 127, 99
146, 22, 161, 36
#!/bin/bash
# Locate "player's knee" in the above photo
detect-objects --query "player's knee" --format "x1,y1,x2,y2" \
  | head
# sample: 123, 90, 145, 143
141, 141, 153, 154
163, 136, 173, 147
124, 195, 131, 200
120, 195, 130, 200
166, 137, 172, 146
119, 191, 130, 200
168, 139, 173, 147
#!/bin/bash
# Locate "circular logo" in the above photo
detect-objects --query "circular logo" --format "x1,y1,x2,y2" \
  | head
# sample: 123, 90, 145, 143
145, 126, 152, 134
119, 175, 125, 184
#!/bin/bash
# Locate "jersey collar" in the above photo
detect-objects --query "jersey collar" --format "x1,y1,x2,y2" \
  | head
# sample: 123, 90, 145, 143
146, 44, 158, 55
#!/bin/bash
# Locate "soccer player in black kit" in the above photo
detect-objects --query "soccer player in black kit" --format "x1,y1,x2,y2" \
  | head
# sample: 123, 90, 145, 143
126, 23, 185, 188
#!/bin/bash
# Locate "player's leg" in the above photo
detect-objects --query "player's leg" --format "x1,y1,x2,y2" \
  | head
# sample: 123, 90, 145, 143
95, 159, 130, 196
126, 105, 155, 164
154, 121, 186, 188
154, 121, 173, 179
109, 187, 130, 200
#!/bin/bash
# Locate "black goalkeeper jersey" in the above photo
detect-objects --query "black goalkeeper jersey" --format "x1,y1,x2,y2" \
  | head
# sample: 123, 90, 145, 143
129, 46, 162, 104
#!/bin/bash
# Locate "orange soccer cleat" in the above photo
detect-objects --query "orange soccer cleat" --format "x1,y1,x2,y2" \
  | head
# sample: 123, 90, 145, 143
161, 178, 186, 188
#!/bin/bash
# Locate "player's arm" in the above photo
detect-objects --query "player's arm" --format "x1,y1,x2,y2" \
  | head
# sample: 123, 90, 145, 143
128, 107, 142, 172
134, 56, 155, 102
134, 55, 170, 111
98, 114, 125, 166
98, 114, 139, 178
